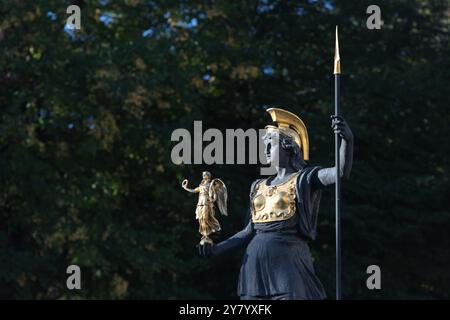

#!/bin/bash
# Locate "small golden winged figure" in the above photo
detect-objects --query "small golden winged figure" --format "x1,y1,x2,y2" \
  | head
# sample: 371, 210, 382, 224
181, 171, 228, 245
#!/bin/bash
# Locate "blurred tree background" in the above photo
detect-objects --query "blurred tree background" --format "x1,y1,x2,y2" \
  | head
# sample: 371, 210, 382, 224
0, 0, 449, 299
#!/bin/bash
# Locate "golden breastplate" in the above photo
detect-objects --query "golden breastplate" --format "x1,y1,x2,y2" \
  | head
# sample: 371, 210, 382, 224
251, 172, 299, 223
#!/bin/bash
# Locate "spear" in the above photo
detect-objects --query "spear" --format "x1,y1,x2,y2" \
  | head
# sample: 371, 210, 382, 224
333, 25, 342, 300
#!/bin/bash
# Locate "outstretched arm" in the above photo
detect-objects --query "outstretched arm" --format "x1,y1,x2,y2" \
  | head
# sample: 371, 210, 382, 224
198, 220, 254, 256
182, 179, 199, 193
316, 116, 354, 187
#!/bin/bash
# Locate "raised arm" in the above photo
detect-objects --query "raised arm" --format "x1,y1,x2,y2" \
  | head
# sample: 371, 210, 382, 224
316, 116, 353, 187
182, 179, 199, 193
198, 220, 254, 257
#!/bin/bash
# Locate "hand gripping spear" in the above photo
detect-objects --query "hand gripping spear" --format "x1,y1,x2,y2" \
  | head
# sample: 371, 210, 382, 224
333, 26, 342, 300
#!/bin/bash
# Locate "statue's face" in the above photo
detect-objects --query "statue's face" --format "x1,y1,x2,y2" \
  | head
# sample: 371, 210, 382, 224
202, 172, 209, 181
262, 131, 280, 166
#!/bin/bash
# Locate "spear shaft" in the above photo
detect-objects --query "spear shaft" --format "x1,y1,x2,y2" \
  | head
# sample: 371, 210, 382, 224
334, 26, 342, 300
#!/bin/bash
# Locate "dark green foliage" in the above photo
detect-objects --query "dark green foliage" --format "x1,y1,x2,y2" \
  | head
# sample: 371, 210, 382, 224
0, 0, 449, 299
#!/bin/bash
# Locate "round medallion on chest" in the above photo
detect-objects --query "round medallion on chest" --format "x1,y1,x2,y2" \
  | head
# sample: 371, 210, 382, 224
253, 194, 266, 211
273, 191, 290, 210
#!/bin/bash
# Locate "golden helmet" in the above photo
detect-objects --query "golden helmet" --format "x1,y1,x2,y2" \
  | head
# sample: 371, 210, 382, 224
265, 108, 309, 160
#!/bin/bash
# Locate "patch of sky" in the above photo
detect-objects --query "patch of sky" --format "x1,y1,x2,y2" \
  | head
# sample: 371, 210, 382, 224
142, 28, 154, 38
86, 115, 96, 129
174, 17, 198, 29
99, 12, 116, 26
257, 1, 274, 14
188, 17, 198, 28
307, 0, 333, 10
64, 23, 77, 41
324, 0, 334, 10
46, 11, 57, 21
295, 6, 305, 15
262, 66, 275, 76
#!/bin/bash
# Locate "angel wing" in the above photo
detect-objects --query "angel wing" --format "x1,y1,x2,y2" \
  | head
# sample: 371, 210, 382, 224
209, 178, 228, 216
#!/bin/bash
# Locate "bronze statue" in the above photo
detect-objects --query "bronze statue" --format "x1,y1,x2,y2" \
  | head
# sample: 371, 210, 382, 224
197, 108, 354, 300
182, 171, 228, 245
194, 29, 353, 300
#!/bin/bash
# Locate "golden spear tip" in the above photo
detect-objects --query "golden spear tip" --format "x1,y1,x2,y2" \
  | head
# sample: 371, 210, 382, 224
334, 25, 341, 74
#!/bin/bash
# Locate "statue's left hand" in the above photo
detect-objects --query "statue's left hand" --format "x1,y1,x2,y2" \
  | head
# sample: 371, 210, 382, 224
331, 115, 353, 142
